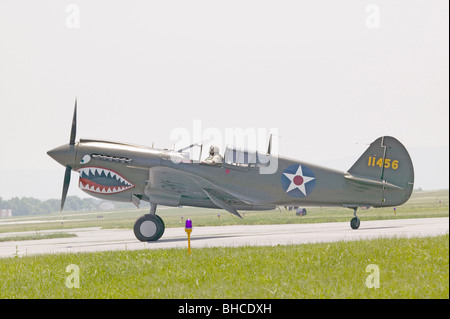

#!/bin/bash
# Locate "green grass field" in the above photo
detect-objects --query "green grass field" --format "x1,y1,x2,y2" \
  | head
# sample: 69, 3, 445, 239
0, 189, 448, 234
0, 190, 448, 299
0, 235, 448, 298
0, 232, 76, 243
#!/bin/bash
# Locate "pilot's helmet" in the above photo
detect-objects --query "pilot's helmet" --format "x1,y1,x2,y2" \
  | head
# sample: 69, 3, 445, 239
209, 145, 220, 156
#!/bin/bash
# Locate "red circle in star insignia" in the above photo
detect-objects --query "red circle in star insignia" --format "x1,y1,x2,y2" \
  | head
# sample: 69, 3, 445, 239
293, 175, 304, 186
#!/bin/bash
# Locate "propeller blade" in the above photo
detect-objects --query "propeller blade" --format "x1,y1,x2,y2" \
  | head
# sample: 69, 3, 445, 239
61, 165, 72, 211
69, 98, 77, 145
267, 134, 272, 155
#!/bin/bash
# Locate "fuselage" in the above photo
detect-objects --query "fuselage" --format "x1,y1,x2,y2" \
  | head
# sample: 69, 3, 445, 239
48, 138, 409, 210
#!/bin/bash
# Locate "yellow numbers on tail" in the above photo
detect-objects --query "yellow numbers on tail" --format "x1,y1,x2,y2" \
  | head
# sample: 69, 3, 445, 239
368, 157, 399, 169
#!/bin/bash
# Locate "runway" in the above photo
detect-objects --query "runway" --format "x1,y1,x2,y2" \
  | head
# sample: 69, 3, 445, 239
0, 217, 448, 258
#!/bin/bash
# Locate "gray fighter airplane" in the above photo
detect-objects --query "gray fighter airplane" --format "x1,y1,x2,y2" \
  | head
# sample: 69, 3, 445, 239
47, 101, 414, 241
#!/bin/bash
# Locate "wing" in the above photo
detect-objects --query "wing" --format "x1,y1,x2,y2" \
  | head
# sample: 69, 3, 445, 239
145, 166, 274, 216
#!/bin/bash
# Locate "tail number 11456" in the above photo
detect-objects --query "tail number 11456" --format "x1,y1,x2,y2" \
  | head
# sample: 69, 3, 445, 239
368, 157, 399, 169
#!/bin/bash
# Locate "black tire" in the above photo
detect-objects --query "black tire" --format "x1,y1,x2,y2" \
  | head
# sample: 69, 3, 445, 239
133, 214, 165, 242
350, 217, 360, 230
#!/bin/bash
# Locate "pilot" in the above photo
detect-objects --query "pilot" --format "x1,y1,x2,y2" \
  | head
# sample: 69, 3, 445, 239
204, 145, 223, 165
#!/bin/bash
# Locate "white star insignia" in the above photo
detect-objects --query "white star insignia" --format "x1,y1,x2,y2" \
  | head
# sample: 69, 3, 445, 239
283, 165, 316, 196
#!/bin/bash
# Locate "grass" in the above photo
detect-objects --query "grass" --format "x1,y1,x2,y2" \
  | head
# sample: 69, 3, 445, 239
0, 190, 448, 234
0, 232, 76, 243
0, 235, 448, 299
0, 190, 447, 299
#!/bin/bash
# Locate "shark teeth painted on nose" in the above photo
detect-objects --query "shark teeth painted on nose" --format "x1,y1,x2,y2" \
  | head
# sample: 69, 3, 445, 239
77, 167, 135, 194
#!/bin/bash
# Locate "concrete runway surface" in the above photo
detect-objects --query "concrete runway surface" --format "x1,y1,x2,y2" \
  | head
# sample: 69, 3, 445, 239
0, 217, 448, 258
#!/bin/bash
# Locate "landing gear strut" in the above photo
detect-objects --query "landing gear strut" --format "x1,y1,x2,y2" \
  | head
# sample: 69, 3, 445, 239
350, 207, 360, 230
133, 203, 165, 242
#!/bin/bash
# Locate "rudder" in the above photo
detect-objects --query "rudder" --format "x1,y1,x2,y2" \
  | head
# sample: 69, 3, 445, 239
347, 136, 414, 206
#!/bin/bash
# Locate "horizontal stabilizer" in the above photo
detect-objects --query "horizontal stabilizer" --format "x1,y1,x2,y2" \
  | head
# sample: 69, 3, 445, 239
344, 174, 404, 190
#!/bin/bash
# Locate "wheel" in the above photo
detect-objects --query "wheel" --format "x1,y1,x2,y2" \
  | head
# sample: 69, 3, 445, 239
350, 217, 360, 230
134, 214, 165, 241
134, 214, 165, 242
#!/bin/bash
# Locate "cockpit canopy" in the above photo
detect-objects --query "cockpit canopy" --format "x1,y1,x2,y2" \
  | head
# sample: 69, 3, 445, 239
223, 146, 270, 167
175, 143, 271, 167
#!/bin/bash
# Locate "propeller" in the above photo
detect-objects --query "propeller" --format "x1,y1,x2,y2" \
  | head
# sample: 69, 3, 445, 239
70, 98, 77, 146
60, 98, 77, 211
267, 134, 272, 155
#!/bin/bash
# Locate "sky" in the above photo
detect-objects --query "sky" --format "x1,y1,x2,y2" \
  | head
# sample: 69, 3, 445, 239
0, 0, 448, 200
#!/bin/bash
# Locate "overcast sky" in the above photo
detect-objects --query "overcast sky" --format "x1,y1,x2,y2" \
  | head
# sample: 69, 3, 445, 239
0, 0, 448, 200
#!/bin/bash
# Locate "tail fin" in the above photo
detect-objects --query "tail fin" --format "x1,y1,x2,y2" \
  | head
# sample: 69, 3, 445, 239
347, 136, 414, 206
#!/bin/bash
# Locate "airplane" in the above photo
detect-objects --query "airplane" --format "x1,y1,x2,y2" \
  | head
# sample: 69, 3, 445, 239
47, 100, 414, 242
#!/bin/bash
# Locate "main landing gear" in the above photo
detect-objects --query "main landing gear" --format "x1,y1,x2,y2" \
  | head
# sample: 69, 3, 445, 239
133, 203, 165, 242
350, 207, 360, 230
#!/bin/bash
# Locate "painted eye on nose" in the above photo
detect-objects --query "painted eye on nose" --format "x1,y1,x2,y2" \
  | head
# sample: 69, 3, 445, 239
80, 154, 91, 164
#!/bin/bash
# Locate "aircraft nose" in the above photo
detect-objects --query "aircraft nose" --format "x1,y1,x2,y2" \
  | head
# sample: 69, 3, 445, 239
47, 144, 77, 167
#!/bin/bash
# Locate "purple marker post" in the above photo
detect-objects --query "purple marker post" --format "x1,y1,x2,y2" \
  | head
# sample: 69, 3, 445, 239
185, 219, 192, 255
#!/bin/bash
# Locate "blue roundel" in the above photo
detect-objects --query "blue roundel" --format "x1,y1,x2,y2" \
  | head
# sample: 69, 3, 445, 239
281, 164, 316, 198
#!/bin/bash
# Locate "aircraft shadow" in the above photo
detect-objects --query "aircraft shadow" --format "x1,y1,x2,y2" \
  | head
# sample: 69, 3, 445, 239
360, 226, 400, 230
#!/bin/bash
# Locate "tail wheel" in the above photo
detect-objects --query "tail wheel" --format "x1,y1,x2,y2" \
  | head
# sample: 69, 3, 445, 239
134, 214, 165, 242
350, 217, 360, 230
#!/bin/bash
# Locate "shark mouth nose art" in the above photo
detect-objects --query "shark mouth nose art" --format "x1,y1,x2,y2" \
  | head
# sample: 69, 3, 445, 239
77, 167, 135, 194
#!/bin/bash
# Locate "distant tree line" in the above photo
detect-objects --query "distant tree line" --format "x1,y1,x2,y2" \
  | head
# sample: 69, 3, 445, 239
0, 196, 101, 216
